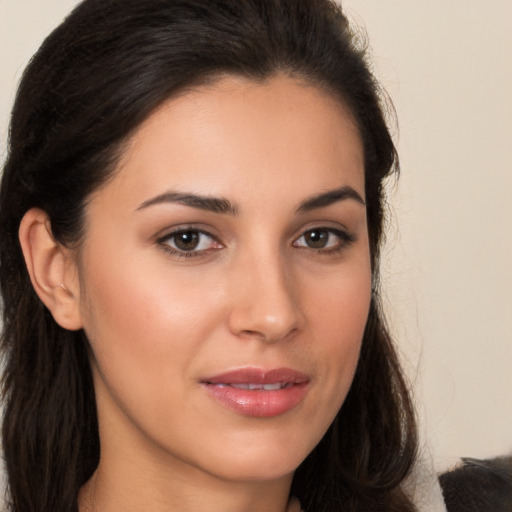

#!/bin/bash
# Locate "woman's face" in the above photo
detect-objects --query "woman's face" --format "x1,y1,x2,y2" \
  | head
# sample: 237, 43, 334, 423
75, 75, 371, 483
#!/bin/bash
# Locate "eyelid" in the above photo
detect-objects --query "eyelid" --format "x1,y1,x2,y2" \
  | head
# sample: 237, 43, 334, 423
154, 222, 355, 260
156, 225, 224, 258
292, 226, 355, 251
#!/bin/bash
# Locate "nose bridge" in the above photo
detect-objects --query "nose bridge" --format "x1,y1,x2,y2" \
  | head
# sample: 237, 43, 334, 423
228, 243, 302, 342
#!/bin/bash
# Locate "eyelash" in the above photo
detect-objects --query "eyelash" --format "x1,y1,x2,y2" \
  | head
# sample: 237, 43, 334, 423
292, 227, 355, 256
156, 226, 355, 259
157, 227, 222, 259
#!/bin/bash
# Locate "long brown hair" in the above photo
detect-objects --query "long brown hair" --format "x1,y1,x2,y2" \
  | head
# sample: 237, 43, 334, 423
0, 1, 417, 510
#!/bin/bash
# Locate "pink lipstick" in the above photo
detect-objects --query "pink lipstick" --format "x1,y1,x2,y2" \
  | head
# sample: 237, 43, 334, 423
202, 367, 309, 417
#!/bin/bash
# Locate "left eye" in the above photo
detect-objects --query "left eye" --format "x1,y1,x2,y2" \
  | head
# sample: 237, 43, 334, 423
159, 229, 219, 253
293, 228, 350, 250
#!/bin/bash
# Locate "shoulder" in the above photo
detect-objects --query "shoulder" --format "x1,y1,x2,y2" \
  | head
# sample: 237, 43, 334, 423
439, 455, 512, 512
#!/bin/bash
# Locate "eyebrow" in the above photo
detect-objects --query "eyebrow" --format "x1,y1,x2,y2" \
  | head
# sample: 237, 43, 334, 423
137, 192, 238, 215
297, 186, 365, 212
136, 185, 365, 215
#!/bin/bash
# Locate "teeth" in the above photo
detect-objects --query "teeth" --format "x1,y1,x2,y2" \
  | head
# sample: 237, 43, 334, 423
231, 383, 251, 390
262, 382, 283, 390
227, 382, 287, 390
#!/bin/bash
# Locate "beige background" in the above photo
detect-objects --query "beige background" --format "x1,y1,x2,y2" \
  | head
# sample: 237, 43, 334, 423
1, 0, 511, 482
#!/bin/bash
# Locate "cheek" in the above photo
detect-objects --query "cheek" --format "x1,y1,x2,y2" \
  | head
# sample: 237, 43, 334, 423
306, 254, 371, 347
78, 251, 225, 401
82, 245, 219, 338
304, 257, 371, 396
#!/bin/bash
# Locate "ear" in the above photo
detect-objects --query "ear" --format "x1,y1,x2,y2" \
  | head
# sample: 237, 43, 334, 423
19, 208, 83, 331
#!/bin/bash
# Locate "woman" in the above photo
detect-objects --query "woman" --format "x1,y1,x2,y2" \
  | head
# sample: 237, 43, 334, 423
1, 0, 422, 510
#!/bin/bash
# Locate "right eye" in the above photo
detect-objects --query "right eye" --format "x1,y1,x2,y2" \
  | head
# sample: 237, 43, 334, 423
157, 228, 222, 257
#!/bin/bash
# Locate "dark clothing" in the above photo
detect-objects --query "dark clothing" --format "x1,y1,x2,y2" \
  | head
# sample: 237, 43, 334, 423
439, 456, 512, 512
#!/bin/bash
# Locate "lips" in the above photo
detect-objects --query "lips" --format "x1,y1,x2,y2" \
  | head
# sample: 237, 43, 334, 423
202, 367, 310, 418
218, 382, 292, 390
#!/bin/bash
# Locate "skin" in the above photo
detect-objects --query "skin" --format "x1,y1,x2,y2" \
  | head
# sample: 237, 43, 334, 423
21, 74, 371, 512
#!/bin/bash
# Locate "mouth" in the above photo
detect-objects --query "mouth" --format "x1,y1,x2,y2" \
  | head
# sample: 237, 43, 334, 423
201, 367, 310, 418
212, 382, 295, 390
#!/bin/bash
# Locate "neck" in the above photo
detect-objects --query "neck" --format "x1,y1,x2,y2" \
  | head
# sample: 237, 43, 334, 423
79, 462, 294, 512
82, 370, 297, 512
80, 366, 300, 512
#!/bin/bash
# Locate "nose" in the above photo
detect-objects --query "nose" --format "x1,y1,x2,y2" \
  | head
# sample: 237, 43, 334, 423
227, 250, 304, 343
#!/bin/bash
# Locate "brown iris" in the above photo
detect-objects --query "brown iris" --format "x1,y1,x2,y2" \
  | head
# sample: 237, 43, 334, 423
303, 229, 330, 249
173, 230, 200, 251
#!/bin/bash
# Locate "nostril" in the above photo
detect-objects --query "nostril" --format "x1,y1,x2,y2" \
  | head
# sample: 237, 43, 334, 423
237, 323, 299, 344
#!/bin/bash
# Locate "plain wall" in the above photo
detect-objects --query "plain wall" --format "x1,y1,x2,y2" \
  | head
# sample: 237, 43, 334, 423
341, 0, 512, 470
1, 0, 511, 484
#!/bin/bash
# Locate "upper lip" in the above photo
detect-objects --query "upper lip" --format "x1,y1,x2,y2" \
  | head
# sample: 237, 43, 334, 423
202, 367, 309, 385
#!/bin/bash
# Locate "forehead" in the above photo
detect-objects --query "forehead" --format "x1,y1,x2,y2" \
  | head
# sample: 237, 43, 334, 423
92, 74, 365, 211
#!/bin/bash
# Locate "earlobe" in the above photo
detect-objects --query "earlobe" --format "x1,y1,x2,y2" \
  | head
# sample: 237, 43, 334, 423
18, 208, 83, 331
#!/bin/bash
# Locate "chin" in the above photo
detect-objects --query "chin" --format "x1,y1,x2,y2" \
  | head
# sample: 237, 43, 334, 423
199, 435, 314, 483
211, 458, 299, 483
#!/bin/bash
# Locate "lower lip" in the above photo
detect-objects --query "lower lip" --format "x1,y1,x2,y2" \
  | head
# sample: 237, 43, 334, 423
203, 383, 309, 418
